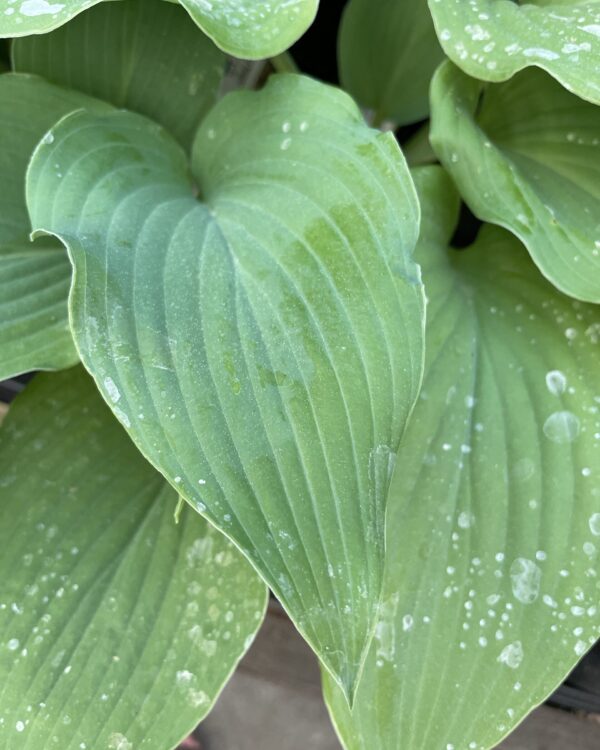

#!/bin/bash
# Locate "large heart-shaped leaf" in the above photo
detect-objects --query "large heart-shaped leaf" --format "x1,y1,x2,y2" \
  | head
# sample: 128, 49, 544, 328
0, 0, 318, 59
12, 0, 225, 150
0, 366, 267, 749
428, 0, 600, 105
339, 0, 444, 127
0, 73, 102, 380
430, 61, 600, 304
323, 166, 600, 750
25, 73, 425, 701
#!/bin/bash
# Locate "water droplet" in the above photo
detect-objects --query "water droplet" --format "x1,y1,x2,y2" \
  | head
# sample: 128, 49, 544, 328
543, 411, 580, 444
589, 513, 600, 536
545, 370, 566, 396
510, 558, 541, 603
498, 641, 524, 669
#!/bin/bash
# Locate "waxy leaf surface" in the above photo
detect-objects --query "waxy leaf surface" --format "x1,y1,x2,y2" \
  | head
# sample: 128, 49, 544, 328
324, 167, 600, 750
0, 74, 96, 379
0, 366, 267, 750
26, 74, 425, 701
429, 0, 600, 105
12, 0, 225, 150
339, 0, 444, 126
430, 62, 600, 304
176, 0, 319, 59
0, 0, 318, 59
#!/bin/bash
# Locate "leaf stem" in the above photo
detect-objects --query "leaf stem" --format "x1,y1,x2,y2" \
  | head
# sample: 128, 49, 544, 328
270, 51, 300, 75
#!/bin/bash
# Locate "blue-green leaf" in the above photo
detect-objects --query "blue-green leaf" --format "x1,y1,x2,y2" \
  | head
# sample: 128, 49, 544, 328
0, 0, 318, 59
0, 73, 104, 379
339, 0, 444, 126
12, 0, 225, 150
324, 166, 600, 750
25, 73, 425, 702
430, 62, 600, 303
0, 366, 267, 749
429, 0, 600, 105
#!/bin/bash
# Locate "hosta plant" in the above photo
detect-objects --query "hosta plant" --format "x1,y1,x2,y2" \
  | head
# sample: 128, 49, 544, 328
0, 0, 599, 748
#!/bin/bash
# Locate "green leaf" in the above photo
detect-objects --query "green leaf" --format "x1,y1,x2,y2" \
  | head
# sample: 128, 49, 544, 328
339, 0, 444, 127
0, 240, 73, 379
0, 0, 103, 38
176, 0, 319, 59
0, 366, 267, 749
428, 0, 600, 105
0, 0, 318, 59
430, 62, 600, 304
25, 73, 425, 701
323, 166, 600, 750
0, 73, 104, 379
12, 0, 225, 151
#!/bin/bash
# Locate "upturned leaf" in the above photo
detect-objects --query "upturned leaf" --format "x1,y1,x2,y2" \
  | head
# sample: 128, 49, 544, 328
430, 62, 600, 304
25, 73, 425, 701
324, 167, 600, 750
339, 0, 444, 126
0, 366, 267, 749
429, 0, 600, 105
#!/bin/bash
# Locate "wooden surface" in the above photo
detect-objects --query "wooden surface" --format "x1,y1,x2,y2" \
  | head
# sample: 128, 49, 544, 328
199, 603, 600, 749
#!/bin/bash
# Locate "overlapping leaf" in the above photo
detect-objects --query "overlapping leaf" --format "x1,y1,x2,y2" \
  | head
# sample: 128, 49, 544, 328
0, 366, 267, 749
2, 0, 225, 379
25, 73, 425, 701
339, 0, 444, 127
429, 0, 600, 105
324, 166, 600, 750
0, 74, 101, 379
12, 0, 225, 150
430, 62, 600, 304
0, 0, 318, 59
176, 0, 319, 59
0, 0, 101, 37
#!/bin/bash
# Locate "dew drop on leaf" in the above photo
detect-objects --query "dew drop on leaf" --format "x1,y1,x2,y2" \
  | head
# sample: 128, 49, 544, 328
542, 410, 580, 444
545, 370, 566, 396
510, 558, 541, 604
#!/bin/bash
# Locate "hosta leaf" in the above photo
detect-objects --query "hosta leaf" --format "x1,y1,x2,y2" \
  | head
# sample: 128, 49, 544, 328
0, 366, 267, 749
0, 73, 103, 379
430, 62, 600, 304
339, 0, 444, 126
12, 0, 225, 150
0, 0, 101, 37
25, 73, 425, 701
428, 0, 600, 105
323, 166, 600, 750
175, 0, 319, 59
0, 240, 73, 379
0, 0, 318, 59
